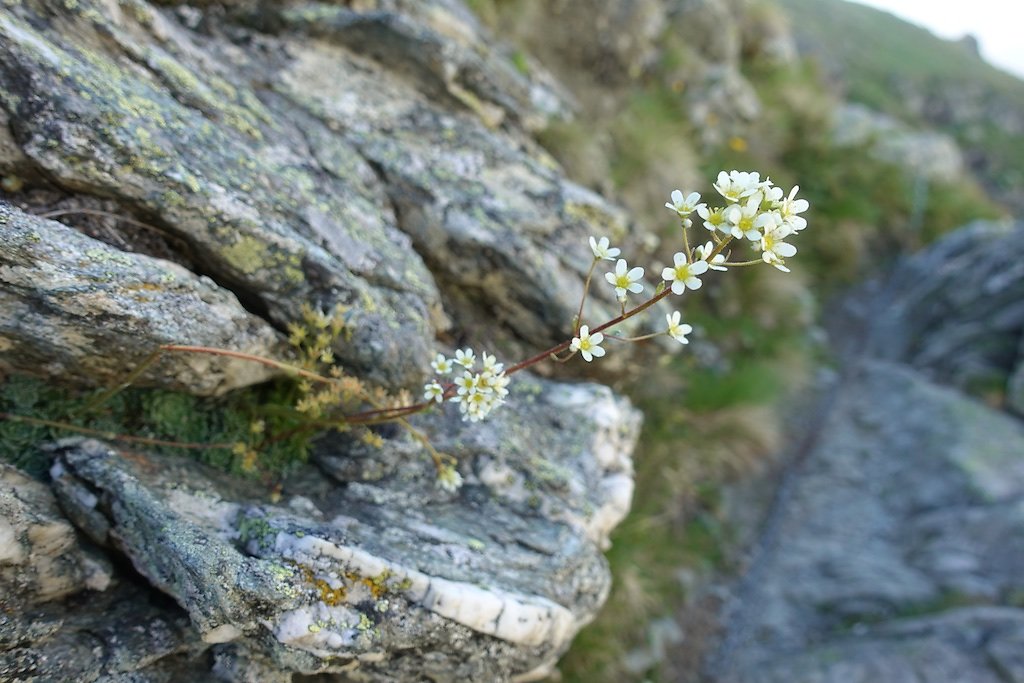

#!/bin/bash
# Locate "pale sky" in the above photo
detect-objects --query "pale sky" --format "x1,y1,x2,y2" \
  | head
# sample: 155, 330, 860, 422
850, 0, 1024, 80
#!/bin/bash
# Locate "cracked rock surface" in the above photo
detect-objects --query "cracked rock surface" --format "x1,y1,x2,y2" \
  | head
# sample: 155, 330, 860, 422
0, 0, 634, 388
0, 0, 648, 679
707, 360, 1024, 682
44, 376, 639, 681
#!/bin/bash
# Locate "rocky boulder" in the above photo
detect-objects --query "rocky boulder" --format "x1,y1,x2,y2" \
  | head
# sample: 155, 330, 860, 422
866, 220, 1024, 413
708, 360, 1024, 682
43, 374, 639, 681
0, 0, 653, 680
0, 0, 635, 391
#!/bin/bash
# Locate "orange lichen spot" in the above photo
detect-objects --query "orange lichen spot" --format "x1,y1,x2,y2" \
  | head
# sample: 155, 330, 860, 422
296, 563, 347, 606
344, 570, 393, 599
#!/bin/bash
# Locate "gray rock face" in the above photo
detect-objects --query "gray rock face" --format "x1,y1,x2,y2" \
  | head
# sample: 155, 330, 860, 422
0, 462, 211, 682
0, 0, 631, 389
1, 584, 213, 683
45, 376, 639, 681
867, 220, 1024, 411
0, 0, 649, 679
0, 463, 111, 610
0, 203, 283, 394
832, 103, 966, 183
708, 360, 1024, 682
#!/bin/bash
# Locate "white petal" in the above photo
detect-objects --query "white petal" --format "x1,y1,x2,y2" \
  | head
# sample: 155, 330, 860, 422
627, 266, 644, 280
686, 277, 703, 290
590, 345, 606, 357
615, 259, 627, 275
628, 282, 644, 293
590, 332, 604, 344
605, 272, 618, 285
671, 280, 686, 295
777, 243, 797, 257
671, 189, 683, 205
690, 260, 709, 275
673, 252, 687, 267
662, 266, 675, 281
581, 349, 593, 362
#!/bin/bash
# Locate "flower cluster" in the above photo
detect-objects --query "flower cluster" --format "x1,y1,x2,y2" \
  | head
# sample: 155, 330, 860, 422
673, 170, 810, 273
423, 348, 510, 422
417, 170, 808, 427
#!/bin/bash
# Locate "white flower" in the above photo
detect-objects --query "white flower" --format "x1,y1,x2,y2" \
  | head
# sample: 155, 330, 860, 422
760, 225, 798, 272
423, 381, 445, 403
754, 208, 786, 238
764, 184, 784, 203
570, 325, 606, 362
662, 252, 709, 294
481, 352, 504, 375
697, 205, 727, 233
713, 170, 762, 203
589, 236, 621, 261
436, 464, 463, 493
450, 364, 509, 421
695, 241, 727, 271
454, 348, 476, 369
431, 353, 453, 374
665, 190, 705, 218
489, 371, 511, 398
722, 192, 765, 241
777, 185, 809, 232
665, 311, 693, 345
454, 371, 477, 396
605, 259, 645, 300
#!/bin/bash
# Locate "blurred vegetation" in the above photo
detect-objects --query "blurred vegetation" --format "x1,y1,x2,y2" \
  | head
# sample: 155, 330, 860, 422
778, 0, 1024, 204
0, 373, 313, 480
466, 1, 1011, 681
0, 0, 1014, 681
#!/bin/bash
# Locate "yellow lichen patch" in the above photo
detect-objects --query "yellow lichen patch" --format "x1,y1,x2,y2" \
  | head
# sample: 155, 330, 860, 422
344, 569, 395, 599
219, 234, 270, 275
295, 563, 347, 606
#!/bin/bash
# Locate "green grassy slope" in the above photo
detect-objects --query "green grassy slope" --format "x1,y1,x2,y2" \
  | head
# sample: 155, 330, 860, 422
779, 0, 1024, 206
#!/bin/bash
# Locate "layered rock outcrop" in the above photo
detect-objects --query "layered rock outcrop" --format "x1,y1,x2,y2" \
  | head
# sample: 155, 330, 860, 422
0, 0, 649, 680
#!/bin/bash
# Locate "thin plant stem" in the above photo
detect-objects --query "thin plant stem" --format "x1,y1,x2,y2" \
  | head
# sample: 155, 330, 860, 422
35, 209, 192, 251
395, 416, 446, 471
723, 259, 762, 267
0, 412, 234, 450
680, 217, 691, 262
160, 345, 334, 384
574, 259, 598, 335
604, 332, 662, 343
79, 348, 163, 415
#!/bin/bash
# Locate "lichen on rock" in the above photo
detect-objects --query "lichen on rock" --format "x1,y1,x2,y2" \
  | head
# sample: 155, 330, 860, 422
45, 374, 639, 680
0, 0, 650, 679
